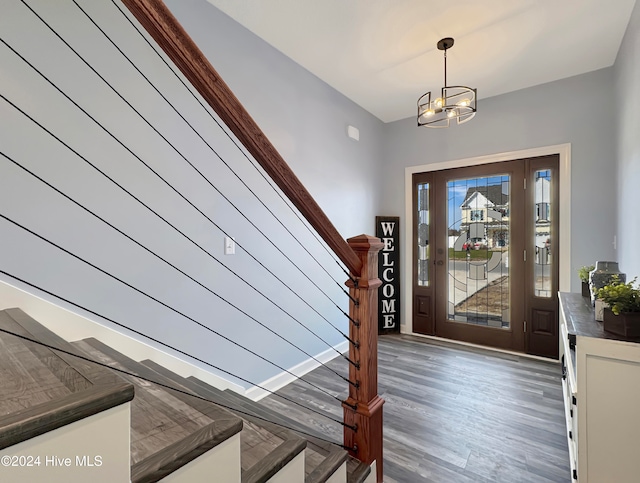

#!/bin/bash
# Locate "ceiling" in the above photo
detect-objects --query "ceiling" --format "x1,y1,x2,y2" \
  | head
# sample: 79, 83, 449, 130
206, 0, 637, 123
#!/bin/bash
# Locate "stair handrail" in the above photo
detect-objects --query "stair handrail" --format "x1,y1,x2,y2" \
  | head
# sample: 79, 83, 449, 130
121, 0, 362, 277
120, 1, 382, 480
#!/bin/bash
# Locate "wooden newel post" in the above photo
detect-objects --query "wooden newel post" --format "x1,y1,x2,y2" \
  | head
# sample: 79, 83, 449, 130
343, 234, 385, 482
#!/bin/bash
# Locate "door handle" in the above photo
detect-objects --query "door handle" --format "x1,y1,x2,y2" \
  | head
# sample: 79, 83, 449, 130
437, 260, 444, 266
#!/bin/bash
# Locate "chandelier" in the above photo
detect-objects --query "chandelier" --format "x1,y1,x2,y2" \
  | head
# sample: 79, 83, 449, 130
417, 38, 477, 128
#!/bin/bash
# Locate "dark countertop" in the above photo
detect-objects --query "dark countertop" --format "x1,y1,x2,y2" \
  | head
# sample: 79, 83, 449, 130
559, 292, 639, 343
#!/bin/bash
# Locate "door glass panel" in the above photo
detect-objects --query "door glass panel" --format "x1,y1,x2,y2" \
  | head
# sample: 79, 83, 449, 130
534, 169, 552, 298
417, 182, 430, 286
447, 175, 510, 328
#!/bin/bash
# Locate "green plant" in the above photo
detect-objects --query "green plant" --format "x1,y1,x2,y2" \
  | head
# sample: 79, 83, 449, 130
578, 265, 595, 283
597, 276, 640, 315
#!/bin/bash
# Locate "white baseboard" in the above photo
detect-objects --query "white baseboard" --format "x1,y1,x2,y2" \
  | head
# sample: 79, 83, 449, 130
0, 276, 245, 393
244, 340, 349, 401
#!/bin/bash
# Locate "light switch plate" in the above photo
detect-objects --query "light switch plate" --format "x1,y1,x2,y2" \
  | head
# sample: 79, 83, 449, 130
224, 236, 235, 255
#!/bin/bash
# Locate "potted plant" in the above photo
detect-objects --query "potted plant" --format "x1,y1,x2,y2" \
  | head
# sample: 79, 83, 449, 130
578, 265, 595, 298
596, 276, 640, 338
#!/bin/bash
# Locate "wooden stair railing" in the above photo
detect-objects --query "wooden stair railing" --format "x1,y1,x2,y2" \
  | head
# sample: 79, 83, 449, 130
121, 0, 361, 277
120, 1, 382, 481
344, 235, 384, 483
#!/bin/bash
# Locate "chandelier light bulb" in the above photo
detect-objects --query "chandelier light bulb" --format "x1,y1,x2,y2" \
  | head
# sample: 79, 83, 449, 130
457, 98, 471, 107
435, 98, 443, 108
447, 109, 456, 118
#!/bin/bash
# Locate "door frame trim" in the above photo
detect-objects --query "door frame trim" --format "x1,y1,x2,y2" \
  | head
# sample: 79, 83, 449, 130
402, 143, 571, 333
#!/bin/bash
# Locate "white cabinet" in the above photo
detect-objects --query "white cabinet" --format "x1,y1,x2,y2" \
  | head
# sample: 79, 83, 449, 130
559, 293, 640, 482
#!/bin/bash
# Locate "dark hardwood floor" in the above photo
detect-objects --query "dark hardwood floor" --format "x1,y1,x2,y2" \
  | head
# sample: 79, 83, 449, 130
259, 334, 570, 482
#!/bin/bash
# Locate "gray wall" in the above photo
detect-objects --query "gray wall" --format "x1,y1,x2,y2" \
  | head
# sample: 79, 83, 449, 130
382, 67, 618, 297
615, 0, 640, 279
166, 0, 385, 238
0, 0, 383, 388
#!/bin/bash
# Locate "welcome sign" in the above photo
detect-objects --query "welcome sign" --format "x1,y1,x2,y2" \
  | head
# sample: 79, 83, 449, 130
376, 216, 400, 334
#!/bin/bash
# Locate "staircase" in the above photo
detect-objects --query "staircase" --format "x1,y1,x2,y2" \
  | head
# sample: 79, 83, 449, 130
0, 308, 372, 483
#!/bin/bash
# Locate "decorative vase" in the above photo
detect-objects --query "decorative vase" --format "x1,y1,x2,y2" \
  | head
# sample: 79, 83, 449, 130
589, 261, 625, 305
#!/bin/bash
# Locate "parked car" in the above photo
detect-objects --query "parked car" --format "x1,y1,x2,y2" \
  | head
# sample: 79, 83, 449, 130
471, 238, 487, 250
462, 239, 487, 251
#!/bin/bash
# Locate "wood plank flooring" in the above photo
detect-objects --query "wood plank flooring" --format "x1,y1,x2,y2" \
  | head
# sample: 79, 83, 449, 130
259, 334, 570, 482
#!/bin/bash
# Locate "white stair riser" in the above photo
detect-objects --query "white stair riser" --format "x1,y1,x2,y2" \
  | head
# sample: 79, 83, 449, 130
265, 450, 306, 483
363, 461, 377, 483
0, 403, 130, 483
161, 433, 241, 482
325, 461, 347, 483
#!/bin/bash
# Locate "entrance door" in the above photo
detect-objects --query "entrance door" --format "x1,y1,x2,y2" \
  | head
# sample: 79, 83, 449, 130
412, 156, 559, 357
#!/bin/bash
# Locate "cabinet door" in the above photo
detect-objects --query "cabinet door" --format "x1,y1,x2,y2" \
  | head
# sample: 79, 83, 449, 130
577, 338, 640, 482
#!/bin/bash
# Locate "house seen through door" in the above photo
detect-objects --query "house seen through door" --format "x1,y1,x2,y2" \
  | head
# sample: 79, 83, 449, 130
412, 155, 559, 358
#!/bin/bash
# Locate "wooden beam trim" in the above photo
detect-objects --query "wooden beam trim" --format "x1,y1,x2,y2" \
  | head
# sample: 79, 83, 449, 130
120, 0, 362, 276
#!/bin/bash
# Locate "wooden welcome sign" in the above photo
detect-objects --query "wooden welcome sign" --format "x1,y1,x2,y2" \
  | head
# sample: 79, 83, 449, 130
376, 216, 400, 334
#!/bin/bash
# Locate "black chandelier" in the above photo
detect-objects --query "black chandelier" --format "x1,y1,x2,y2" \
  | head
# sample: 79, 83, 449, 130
417, 37, 477, 128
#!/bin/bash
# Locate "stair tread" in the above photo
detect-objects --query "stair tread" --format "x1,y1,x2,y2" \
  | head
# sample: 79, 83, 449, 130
130, 419, 242, 483
218, 388, 343, 462
242, 436, 307, 483
73, 338, 219, 466
137, 358, 304, 479
219, 388, 336, 449
346, 457, 371, 483
0, 310, 93, 395
258, 395, 343, 444
185, 376, 327, 441
186, 375, 248, 407
0, 308, 119, 386
0, 381, 134, 452
185, 377, 325, 446
306, 447, 348, 483
139, 359, 296, 476
0, 310, 134, 451
178, 376, 351, 483
140, 360, 240, 409
0, 331, 73, 415
77, 339, 238, 425
140, 361, 300, 440
0, 308, 112, 416
225, 386, 370, 483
